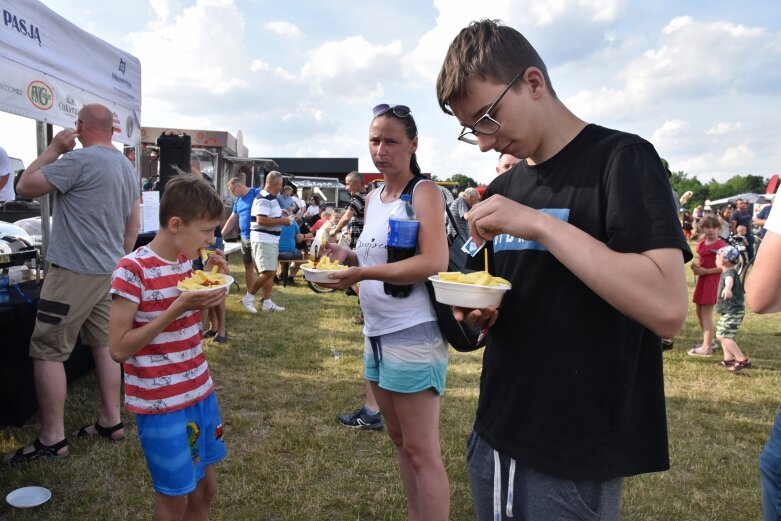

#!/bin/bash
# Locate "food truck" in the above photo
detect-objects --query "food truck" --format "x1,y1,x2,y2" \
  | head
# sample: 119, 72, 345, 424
139, 127, 278, 238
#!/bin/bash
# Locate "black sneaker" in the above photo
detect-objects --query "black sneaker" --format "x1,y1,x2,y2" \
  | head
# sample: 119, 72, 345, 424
338, 406, 383, 430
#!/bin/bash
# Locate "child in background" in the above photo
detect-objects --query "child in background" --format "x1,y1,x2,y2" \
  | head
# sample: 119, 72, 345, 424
714, 246, 751, 372
109, 176, 229, 520
688, 215, 727, 356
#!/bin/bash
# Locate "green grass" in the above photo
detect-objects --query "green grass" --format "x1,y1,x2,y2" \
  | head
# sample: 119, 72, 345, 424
1, 258, 780, 520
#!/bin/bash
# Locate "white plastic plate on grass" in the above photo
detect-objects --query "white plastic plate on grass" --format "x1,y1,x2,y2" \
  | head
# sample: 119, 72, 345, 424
6, 486, 51, 508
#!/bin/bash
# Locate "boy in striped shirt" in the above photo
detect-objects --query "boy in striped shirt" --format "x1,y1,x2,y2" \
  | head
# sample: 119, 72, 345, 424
109, 176, 229, 520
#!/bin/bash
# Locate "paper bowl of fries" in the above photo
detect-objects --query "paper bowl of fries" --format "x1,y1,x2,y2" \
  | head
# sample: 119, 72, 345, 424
302, 268, 343, 284
302, 256, 348, 283
428, 271, 511, 309
177, 271, 234, 293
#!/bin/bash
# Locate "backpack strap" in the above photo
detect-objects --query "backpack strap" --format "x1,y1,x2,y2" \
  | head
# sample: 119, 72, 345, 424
402, 175, 462, 241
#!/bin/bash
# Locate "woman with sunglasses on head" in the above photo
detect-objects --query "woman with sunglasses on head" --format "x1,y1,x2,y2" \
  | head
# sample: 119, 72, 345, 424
323, 104, 450, 520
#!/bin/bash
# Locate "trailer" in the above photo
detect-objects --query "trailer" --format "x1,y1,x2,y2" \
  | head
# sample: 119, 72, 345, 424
139, 127, 278, 238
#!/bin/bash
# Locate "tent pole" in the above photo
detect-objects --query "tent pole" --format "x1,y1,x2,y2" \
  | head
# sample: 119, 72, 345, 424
36, 121, 53, 273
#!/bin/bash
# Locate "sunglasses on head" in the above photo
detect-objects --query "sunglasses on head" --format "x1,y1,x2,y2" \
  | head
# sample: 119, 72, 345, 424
372, 104, 411, 118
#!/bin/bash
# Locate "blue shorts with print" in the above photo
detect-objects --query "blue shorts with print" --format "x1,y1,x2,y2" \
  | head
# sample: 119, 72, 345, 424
136, 392, 227, 496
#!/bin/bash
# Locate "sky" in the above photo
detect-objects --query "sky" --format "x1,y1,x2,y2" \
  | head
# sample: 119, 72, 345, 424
2, 0, 781, 185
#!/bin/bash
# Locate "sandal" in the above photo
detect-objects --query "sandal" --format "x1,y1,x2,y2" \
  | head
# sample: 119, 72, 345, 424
75, 421, 125, 442
203, 329, 217, 338
729, 359, 752, 373
3, 438, 69, 465
715, 359, 736, 367
214, 332, 228, 344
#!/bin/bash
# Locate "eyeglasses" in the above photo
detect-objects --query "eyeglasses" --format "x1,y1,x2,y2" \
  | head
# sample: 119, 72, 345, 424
457, 69, 526, 145
373, 104, 411, 118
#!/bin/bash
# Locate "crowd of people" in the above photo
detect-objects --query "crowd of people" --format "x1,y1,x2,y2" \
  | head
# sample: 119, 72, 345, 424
3, 18, 781, 521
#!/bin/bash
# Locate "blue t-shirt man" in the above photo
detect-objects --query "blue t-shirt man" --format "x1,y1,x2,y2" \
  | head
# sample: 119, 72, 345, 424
233, 187, 260, 240
279, 220, 301, 254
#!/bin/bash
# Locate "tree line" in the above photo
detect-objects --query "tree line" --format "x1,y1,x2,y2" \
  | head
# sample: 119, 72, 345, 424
438, 170, 770, 212
670, 172, 769, 210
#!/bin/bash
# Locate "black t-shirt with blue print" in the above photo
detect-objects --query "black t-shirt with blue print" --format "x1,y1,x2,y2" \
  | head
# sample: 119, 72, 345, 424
466, 124, 692, 481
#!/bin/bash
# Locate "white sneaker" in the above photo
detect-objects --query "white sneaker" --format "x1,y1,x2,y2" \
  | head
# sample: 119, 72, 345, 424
262, 300, 285, 312
241, 294, 258, 314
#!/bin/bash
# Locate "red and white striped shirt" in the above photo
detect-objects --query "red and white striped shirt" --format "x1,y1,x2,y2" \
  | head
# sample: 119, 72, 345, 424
110, 246, 214, 415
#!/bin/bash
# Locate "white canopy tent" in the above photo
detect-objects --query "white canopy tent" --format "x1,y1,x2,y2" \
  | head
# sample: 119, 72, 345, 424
0, 0, 141, 259
708, 192, 775, 207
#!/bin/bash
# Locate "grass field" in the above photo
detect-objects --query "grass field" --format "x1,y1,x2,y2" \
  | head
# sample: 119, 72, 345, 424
1, 257, 780, 520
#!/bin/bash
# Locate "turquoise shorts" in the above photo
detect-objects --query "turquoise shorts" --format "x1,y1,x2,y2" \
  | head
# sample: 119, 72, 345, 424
136, 392, 227, 496
364, 321, 448, 395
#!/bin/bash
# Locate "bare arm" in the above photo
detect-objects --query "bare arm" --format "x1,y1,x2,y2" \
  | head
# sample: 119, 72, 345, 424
256, 215, 290, 226
123, 199, 141, 253
466, 195, 688, 338
109, 289, 227, 363
721, 274, 734, 300
330, 207, 355, 236
221, 212, 239, 236
746, 229, 781, 313
16, 129, 78, 198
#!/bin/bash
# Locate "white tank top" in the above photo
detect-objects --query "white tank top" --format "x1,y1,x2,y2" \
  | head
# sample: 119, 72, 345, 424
357, 186, 436, 337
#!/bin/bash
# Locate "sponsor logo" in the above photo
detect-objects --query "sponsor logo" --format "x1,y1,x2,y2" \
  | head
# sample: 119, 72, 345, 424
27, 80, 53, 110
3, 9, 42, 47
126, 115, 134, 138
112, 58, 133, 90
0, 82, 23, 96
57, 93, 78, 116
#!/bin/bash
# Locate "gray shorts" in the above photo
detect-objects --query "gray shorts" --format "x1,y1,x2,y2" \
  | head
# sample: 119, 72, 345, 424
240, 238, 253, 265
466, 431, 623, 521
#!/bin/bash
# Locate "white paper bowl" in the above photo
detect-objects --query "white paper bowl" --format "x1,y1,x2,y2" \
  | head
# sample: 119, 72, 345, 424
302, 267, 344, 283
178, 275, 234, 293
428, 275, 510, 309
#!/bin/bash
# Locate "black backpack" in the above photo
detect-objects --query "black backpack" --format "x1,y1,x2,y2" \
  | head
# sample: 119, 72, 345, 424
401, 176, 486, 352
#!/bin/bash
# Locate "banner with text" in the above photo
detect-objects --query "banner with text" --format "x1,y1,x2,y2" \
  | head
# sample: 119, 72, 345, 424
0, 0, 141, 144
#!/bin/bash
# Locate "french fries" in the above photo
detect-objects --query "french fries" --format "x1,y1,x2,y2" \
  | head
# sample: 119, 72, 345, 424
301, 256, 348, 270
177, 269, 225, 290
437, 271, 511, 288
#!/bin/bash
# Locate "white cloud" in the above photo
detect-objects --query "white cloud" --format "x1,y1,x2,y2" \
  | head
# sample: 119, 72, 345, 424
250, 60, 270, 72
264, 21, 302, 38
127, 0, 249, 95
300, 36, 402, 101
706, 122, 743, 135
149, 0, 182, 24
650, 119, 691, 146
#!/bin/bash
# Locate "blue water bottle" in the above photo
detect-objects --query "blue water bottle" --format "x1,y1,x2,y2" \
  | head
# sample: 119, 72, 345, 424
384, 195, 419, 297
0, 274, 9, 304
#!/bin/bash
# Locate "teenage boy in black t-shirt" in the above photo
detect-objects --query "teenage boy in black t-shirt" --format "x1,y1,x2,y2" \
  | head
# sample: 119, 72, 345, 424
436, 20, 692, 520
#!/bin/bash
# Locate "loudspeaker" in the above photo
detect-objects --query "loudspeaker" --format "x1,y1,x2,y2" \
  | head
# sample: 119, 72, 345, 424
156, 133, 191, 195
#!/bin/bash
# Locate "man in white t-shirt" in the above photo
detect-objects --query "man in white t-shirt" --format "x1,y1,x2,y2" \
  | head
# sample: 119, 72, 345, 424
0, 147, 15, 203
244, 171, 289, 313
